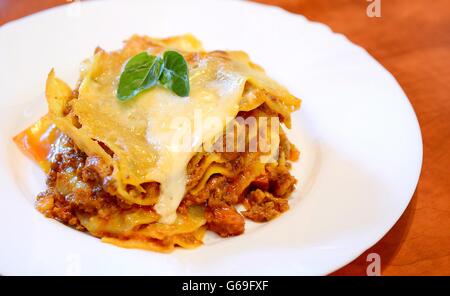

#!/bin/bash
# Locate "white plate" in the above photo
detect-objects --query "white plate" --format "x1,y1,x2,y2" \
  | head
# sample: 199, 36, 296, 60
0, 0, 422, 275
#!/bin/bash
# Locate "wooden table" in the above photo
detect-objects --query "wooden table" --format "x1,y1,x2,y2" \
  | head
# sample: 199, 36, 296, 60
1, 0, 449, 276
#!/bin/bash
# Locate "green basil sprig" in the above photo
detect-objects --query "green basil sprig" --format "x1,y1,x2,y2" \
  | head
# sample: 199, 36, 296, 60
117, 50, 189, 101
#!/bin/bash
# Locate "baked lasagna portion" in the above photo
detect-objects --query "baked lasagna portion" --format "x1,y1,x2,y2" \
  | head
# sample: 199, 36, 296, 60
14, 35, 301, 252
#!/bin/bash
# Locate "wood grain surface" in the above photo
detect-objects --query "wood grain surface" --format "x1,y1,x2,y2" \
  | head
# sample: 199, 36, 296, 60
1, 0, 449, 275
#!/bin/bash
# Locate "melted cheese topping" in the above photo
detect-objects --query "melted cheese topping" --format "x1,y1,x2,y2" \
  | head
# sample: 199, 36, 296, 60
46, 35, 300, 224
78, 51, 245, 223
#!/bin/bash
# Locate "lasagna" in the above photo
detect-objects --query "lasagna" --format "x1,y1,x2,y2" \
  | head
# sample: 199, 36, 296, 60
13, 35, 301, 252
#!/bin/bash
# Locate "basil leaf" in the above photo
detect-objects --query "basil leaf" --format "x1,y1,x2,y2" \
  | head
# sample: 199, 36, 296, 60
117, 52, 163, 100
116, 50, 190, 100
143, 56, 163, 90
159, 51, 190, 97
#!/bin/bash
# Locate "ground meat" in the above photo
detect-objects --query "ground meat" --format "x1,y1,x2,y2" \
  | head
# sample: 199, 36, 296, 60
184, 175, 231, 207
242, 189, 289, 222
250, 174, 270, 191
36, 189, 85, 230
267, 165, 297, 198
205, 205, 245, 237
81, 155, 112, 183
36, 136, 134, 229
